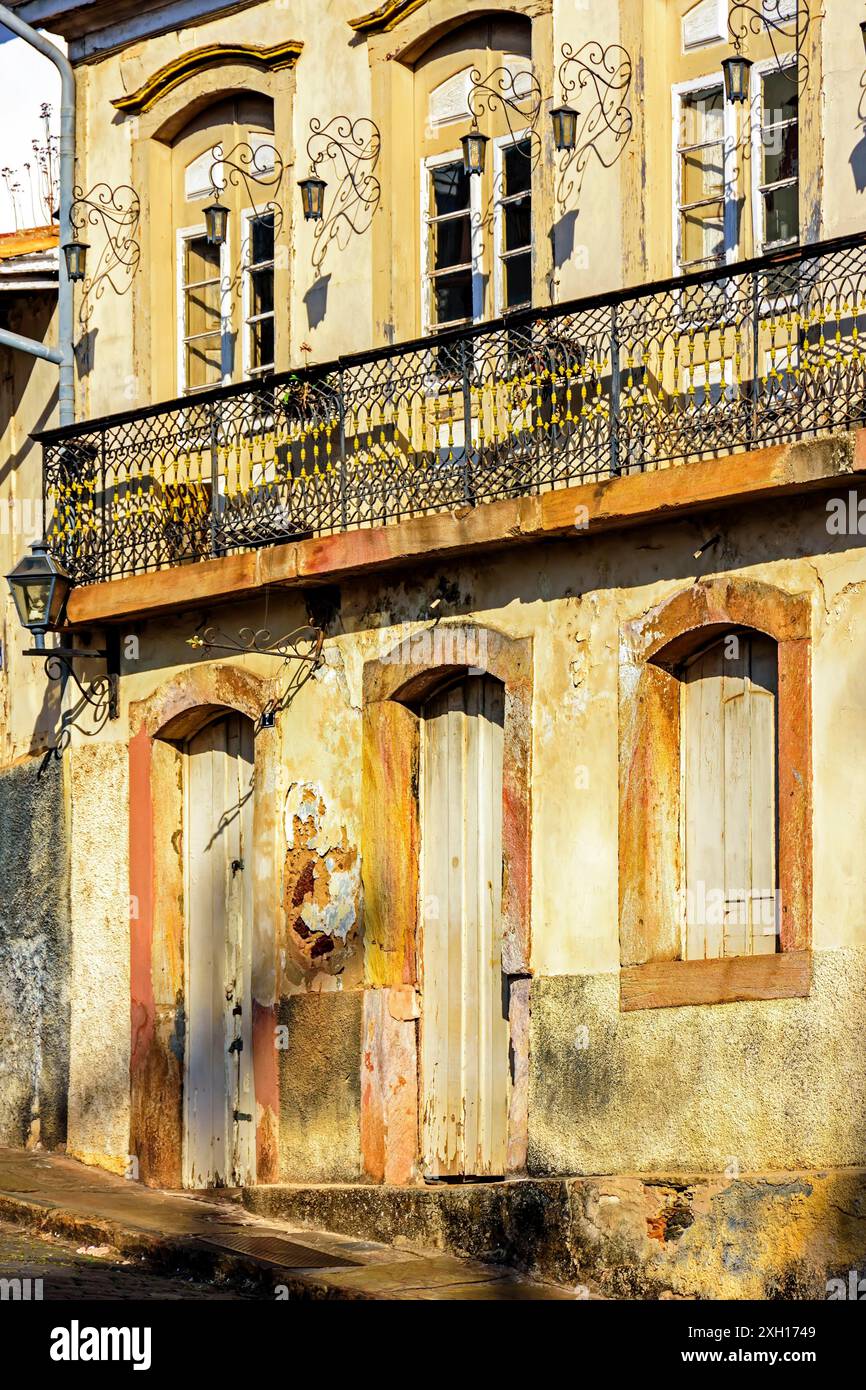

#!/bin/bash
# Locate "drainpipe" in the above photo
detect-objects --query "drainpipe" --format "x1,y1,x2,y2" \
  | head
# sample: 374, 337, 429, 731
0, 6, 75, 424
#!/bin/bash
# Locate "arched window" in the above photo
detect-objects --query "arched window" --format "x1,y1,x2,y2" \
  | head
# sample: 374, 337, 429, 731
171, 95, 276, 393
413, 16, 534, 333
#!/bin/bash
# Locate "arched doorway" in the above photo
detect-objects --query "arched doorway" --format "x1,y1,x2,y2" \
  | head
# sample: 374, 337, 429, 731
418, 672, 509, 1178
183, 711, 256, 1188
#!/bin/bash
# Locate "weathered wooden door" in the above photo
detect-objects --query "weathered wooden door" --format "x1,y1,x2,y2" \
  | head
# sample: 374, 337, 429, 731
682, 633, 778, 959
183, 714, 256, 1188
419, 675, 509, 1179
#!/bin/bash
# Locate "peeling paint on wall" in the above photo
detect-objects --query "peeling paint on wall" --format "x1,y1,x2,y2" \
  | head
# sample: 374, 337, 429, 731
281, 782, 362, 988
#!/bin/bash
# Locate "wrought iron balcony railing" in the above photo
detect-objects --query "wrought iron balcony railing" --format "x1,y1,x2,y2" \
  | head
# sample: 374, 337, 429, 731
39, 231, 866, 586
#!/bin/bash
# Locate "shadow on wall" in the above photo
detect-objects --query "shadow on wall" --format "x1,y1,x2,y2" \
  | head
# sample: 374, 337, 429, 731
851, 69, 866, 193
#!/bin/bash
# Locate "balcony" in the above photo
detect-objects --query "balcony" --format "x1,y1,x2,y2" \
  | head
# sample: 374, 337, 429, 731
39, 232, 866, 587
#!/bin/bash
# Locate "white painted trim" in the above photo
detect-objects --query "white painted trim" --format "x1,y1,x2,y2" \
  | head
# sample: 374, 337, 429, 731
671, 72, 737, 275
492, 128, 531, 319
749, 54, 799, 257
176, 221, 231, 396
420, 147, 483, 336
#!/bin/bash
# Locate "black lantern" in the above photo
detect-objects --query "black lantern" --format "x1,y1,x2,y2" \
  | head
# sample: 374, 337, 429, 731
722, 53, 753, 104
298, 175, 327, 222
6, 540, 72, 650
62, 239, 89, 283
461, 123, 489, 177
203, 199, 229, 245
551, 105, 579, 153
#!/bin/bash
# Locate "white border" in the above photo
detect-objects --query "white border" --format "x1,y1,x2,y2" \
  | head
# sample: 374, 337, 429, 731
492, 129, 532, 318
671, 72, 737, 275
749, 54, 799, 256
420, 147, 483, 336
176, 220, 231, 396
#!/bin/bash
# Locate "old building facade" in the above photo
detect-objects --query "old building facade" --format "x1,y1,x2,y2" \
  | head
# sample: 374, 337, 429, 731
2, 0, 866, 1297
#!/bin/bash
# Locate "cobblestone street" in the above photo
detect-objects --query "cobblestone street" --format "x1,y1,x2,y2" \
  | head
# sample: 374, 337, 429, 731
0, 1220, 256, 1300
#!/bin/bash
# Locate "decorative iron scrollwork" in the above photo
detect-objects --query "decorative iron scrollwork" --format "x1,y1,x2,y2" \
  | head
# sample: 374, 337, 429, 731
33, 637, 120, 763
728, 0, 811, 91
305, 116, 381, 272
466, 64, 543, 168
71, 182, 141, 328
209, 139, 287, 236
555, 42, 633, 211
208, 139, 287, 301
187, 623, 324, 726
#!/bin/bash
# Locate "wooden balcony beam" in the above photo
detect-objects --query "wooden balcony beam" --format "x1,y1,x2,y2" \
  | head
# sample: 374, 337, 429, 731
65, 430, 866, 627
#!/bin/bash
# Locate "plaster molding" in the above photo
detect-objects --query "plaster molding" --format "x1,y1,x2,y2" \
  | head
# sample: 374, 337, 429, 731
111, 41, 303, 116
349, 0, 428, 35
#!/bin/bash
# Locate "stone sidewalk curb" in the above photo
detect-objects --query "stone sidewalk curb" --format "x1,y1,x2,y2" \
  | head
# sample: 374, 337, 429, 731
0, 1191, 373, 1300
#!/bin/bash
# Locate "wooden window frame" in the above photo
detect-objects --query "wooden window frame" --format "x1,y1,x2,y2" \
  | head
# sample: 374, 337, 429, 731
176, 222, 231, 396
618, 577, 812, 1011
751, 56, 799, 257
671, 74, 736, 275
240, 207, 275, 380
492, 131, 532, 318
420, 147, 483, 336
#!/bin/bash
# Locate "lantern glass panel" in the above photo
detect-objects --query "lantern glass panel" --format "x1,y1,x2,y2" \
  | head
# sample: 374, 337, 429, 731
551, 106, 578, 152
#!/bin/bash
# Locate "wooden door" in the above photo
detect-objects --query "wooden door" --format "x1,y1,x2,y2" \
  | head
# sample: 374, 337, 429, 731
184, 713, 255, 1188
419, 675, 509, 1179
682, 633, 778, 959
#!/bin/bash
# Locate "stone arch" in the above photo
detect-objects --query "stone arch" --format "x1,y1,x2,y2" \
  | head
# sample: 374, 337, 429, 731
130, 56, 297, 398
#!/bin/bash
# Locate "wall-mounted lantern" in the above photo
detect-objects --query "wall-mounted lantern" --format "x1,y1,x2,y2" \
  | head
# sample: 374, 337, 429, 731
61, 239, 89, 283
461, 120, 489, 177
550, 104, 579, 153
6, 539, 119, 722
6, 540, 71, 648
298, 174, 327, 222
722, 52, 753, 104
203, 199, 229, 246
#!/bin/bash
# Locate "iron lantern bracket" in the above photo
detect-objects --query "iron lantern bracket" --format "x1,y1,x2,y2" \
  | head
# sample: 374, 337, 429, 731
25, 629, 120, 721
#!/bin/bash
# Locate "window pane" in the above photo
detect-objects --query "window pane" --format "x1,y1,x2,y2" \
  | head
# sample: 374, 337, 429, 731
504, 252, 531, 310
433, 268, 473, 325
250, 266, 274, 318
250, 213, 275, 266
250, 316, 274, 371
503, 197, 531, 253
763, 183, 798, 246
186, 282, 221, 337
503, 141, 531, 197
431, 161, 470, 217
681, 145, 724, 204
762, 70, 798, 124
762, 121, 798, 187
185, 235, 219, 285
186, 336, 222, 390
681, 203, 725, 265
680, 89, 724, 147
432, 213, 471, 271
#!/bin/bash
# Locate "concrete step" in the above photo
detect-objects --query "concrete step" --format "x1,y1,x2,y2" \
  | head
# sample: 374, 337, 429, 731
0, 1147, 578, 1300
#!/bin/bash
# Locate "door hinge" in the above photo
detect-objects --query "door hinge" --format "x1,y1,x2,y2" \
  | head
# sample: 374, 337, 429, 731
228, 1037, 243, 1053
233, 1109, 253, 1123
232, 1002, 242, 1016
231, 858, 244, 875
